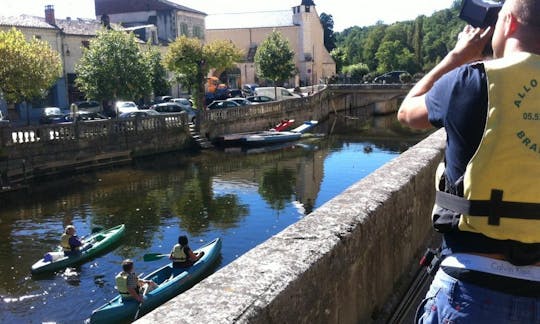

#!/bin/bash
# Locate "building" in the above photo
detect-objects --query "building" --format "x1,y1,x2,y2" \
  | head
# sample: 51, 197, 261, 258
0, 6, 110, 121
205, 0, 336, 88
94, 0, 206, 43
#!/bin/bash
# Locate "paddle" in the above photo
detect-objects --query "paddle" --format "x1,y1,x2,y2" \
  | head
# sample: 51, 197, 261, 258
143, 253, 169, 262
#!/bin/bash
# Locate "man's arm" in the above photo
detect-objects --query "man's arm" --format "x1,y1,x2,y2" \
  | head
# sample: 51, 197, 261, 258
398, 25, 492, 129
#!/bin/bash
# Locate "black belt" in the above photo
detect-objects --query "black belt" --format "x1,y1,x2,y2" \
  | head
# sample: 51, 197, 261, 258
441, 266, 540, 297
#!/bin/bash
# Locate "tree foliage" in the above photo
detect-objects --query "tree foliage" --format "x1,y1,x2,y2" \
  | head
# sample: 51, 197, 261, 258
143, 45, 170, 97
75, 29, 151, 102
254, 30, 296, 87
334, 1, 465, 77
164, 36, 242, 108
320, 12, 336, 52
0, 28, 62, 104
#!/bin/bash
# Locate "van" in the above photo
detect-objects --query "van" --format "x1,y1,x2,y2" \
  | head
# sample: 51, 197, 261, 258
253, 87, 301, 101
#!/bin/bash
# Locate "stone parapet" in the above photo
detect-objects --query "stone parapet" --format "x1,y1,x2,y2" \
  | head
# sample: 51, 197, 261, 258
137, 129, 446, 324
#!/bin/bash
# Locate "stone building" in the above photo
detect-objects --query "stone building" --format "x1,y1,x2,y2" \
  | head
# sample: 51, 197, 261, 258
205, 0, 336, 88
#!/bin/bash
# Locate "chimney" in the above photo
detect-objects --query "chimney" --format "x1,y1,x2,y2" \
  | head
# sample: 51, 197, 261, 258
45, 5, 56, 25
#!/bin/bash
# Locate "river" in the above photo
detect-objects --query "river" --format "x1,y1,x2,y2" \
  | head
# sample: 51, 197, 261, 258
0, 113, 430, 323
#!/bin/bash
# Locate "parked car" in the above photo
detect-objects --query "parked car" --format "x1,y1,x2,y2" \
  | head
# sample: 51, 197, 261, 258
154, 95, 173, 103
118, 110, 160, 118
242, 83, 259, 96
207, 100, 241, 110
150, 102, 197, 122
0, 110, 9, 126
373, 71, 409, 84
253, 87, 301, 101
70, 100, 102, 113
115, 101, 139, 115
246, 95, 275, 103
226, 98, 252, 106
62, 111, 108, 122
39, 107, 65, 124
170, 98, 193, 109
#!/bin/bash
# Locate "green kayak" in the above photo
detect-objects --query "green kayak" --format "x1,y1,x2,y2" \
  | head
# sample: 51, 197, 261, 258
31, 224, 126, 275
90, 237, 222, 323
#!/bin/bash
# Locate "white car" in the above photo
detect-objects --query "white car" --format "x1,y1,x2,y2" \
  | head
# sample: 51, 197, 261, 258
115, 101, 139, 115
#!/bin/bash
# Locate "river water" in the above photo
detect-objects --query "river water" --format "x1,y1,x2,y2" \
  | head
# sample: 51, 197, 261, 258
0, 114, 430, 323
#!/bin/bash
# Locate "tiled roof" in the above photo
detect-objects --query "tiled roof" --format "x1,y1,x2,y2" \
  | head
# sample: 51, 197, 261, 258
0, 14, 115, 36
206, 10, 294, 30
95, 0, 206, 16
0, 15, 54, 29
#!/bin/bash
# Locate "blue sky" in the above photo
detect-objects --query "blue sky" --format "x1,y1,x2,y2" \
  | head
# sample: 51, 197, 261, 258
4, 0, 456, 32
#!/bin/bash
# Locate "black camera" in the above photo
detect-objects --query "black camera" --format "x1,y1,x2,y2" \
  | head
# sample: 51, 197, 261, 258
459, 0, 504, 28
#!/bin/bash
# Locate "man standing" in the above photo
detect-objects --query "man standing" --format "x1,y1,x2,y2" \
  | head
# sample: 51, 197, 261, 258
398, 0, 540, 322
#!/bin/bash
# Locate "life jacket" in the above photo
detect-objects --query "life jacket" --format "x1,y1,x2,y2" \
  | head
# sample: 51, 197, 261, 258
61, 233, 72, 251
171, 244, 187, 262
115, 271, 130, 297
434, 53, 540, 243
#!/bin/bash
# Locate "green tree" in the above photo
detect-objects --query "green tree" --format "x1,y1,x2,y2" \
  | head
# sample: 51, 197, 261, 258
165, 36, 242, 109
320, 12, 336, 52
254, 30, 296, 94
143, 45, 170, 97
342, 63, 369, 83
75, 29, 152, 104
0, 28, 61, 104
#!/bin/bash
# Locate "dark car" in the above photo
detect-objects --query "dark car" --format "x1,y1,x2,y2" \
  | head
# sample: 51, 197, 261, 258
246, 95, 274, 103
62, 111, 108, 122
40, 107, 65, 124
150, 102, 197, 122
373, 71, 409, 84
207, 100, 241, 110
70, 100, 102, 113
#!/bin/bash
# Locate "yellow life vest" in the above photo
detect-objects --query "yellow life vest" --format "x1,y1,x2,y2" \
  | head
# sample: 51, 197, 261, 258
171, 244, 187, 262
61, 233, 72, 251
437, 53, 540, 243
115, 271, 130, 296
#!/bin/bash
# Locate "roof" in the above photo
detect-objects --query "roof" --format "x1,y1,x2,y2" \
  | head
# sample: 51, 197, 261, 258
0, 14, 116, 36
95, 0, 206, 16
0, 15, 54, 29
206, 10, 294, 30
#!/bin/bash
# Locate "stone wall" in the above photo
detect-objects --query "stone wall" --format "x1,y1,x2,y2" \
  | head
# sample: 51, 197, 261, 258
137, 129, 447, 324
0, 114, 191, 186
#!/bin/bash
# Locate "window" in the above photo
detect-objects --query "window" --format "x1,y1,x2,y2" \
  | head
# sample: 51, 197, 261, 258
81, 40, 90, 48
305, 6, 311, 12
180, 23, 188, 36
193, 26, 203, 39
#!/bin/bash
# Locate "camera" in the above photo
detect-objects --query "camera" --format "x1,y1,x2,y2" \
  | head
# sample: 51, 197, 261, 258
459, 0, 504, 28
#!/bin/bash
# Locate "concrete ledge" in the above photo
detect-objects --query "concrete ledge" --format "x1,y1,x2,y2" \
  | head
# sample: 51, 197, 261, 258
137, 129, 447, 324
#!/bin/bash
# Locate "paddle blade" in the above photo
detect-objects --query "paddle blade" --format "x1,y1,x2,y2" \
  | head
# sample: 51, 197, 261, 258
143, 253, 168, 262
91, 227, 103, 234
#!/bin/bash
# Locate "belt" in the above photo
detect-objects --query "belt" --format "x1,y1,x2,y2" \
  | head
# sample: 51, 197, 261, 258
441, 253, 540, 281
441, 253, 540, 297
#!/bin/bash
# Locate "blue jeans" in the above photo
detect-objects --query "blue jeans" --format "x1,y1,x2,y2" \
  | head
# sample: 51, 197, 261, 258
416, 268, 540, 323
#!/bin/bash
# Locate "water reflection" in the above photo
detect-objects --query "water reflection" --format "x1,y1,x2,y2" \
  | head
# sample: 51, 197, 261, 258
0, 113, 431, 323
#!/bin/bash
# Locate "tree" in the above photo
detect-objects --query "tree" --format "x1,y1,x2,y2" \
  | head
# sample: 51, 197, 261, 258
254, 30, 296, 94
143, 45, 170, 97
0, 28, 61, 104
75, 29, 151, 106
165, 36, 242, 109
320, 12, 336, 52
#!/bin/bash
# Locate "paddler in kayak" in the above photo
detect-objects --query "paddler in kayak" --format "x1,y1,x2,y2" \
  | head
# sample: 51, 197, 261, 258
116, 259, 157, 303
60, 225, 83, 256
169, 235, 204, 268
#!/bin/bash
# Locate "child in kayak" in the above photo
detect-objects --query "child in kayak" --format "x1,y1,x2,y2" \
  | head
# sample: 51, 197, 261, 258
60, 225, 83, 256
115, 259, 157, 303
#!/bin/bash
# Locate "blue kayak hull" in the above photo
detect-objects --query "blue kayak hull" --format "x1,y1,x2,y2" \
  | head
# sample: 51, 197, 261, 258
90, 237, 222, 323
